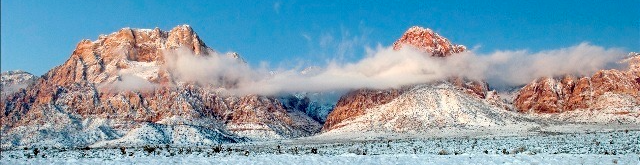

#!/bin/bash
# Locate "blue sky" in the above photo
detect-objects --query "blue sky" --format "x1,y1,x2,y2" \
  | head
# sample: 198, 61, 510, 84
2, 0, 638, 75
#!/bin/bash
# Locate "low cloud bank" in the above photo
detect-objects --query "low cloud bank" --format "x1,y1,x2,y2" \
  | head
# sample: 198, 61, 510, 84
163, 42, 625, 95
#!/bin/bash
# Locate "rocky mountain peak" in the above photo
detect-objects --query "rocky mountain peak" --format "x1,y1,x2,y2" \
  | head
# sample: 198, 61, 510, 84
45, 25, 215, 86
0, 25, 322, 148
392, 26, 466, 57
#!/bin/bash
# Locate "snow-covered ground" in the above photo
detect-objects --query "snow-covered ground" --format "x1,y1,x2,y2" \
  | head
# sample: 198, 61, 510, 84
2, 130, 638, 164
3, 154, 638, 165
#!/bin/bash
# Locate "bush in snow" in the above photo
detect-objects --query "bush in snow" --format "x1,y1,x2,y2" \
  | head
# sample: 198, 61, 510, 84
348, 145, 367, 155
437, 149, 449, 155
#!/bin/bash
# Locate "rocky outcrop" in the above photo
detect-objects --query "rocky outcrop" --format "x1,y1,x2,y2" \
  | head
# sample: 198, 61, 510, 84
392, 26, 466, 57
514, 53, 640, 113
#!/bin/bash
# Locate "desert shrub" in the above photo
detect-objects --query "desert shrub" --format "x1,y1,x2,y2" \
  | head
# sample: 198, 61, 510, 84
437, 149, 449, 155
277, 145, 282, 154
213, 145, 222, 153
511, 147, 526, 154
502, 149, 509, 155
348, 145, 366, 155
120, 147, 126, 155
33, 148, 39, 157
143, 145, 156, 155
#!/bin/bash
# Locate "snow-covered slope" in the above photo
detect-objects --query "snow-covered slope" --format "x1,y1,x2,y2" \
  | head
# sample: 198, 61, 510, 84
1, 70, 37, 96
323, 83, 537, 135
90, 122, 244, 147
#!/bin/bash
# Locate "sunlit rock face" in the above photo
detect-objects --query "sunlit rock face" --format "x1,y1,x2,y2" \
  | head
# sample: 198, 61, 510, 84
514, 53, 640, 113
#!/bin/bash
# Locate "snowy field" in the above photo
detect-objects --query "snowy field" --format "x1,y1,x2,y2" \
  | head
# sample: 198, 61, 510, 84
2, 129, 639, 164
3, 154, 639, 165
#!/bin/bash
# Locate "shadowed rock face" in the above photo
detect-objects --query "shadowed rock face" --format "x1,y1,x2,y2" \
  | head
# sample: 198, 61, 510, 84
322, 88, 404, 131
514, 54, 640, 113
323, 26, 490, 132
0, 25, 320, 148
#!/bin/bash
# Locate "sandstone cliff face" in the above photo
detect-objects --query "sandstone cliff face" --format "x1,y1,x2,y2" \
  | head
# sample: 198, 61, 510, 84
514, 54, 640, 113
0, 25, 320, 148
322, 26, 493, 132
46, 25, 209, 87
392, 26, 466, 57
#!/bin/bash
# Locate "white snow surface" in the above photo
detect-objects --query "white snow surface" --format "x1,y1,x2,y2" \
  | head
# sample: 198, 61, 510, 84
3, 154, 638, 165
117, 60, 160, 81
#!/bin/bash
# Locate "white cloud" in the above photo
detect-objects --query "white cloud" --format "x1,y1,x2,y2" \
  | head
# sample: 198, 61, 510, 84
162, 42, 626, 95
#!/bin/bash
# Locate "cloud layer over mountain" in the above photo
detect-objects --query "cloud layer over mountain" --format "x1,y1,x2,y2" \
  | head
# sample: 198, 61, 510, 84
162, 43, 625, 95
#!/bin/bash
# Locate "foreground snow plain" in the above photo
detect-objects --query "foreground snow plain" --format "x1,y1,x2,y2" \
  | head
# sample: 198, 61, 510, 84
2, 128, 639, 165
4, 154, 639, 165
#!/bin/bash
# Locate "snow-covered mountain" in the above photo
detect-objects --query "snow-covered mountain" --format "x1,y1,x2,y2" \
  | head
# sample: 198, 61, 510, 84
322, 26, 639, 134
323, 83, 535, 134
0, 25, 321, 148
1, 25, 638, 149
323, 26, 507, 133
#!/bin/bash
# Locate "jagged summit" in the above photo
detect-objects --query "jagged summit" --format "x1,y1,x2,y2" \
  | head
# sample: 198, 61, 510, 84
45, 24, 215, 87
392, 26, 466, 57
